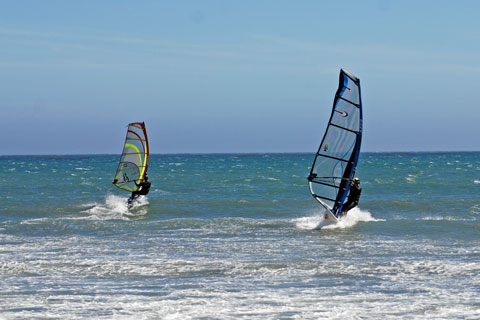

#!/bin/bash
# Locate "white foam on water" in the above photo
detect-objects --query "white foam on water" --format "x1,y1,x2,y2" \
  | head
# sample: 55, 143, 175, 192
19, 217, 49, 225
3, 254, 478, 319
294, 207, 382, 231
2, 219, 479, 319
406, 174, 417, 183
168, 162, 184, 166
153, 188, 171, 195
419, 215, 475, 221
259, 175, 280, 181
470, 204, 480, 215
323, 207, 382, 230
293, 214, 327, 230
81, 194, 149, 220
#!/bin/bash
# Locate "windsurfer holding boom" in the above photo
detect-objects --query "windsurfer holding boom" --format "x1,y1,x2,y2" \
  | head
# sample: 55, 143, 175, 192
341, 177, 361, 216
128, 173, 151, 205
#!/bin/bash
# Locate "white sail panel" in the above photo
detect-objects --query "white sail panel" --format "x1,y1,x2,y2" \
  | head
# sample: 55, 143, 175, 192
331, 99, 361, 132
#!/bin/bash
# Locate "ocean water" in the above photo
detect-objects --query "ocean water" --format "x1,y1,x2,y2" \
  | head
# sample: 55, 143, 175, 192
0, 152, 479, 319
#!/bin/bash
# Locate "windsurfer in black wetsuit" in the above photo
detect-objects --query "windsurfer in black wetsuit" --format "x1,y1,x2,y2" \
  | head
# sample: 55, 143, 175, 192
341, 177, 361, 216
128, 174, 151, 205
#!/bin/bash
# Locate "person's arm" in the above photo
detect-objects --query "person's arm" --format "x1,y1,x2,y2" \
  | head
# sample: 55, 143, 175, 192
135, 181, 144, 190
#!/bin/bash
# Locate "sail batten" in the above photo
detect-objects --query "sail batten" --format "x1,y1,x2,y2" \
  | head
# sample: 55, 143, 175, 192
310, 181, 341, 189
314, 153, 351, 163
329, 123, 360, 134
113, 122, 149, 192
337, 96, 360, 107
308, 69, 363, 218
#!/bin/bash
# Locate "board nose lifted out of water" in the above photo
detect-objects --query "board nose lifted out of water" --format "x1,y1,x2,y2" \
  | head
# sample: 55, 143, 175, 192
307, 69, 363, 223
112, 122, 150, 205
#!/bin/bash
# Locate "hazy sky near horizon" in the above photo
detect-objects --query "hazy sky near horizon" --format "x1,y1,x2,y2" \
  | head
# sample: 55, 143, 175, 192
1, 0, 479, 154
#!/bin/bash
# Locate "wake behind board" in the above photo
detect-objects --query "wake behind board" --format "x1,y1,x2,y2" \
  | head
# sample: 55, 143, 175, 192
307, 69, 363, 221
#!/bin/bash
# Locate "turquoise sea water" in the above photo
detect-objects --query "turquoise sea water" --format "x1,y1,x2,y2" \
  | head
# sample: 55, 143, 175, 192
1, 152, 479, 319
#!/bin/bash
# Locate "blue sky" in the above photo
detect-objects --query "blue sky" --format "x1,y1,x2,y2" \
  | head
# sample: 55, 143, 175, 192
1, 0, 479, 154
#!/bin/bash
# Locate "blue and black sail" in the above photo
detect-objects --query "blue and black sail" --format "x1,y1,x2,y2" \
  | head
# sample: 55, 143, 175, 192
308, 69, 363, 218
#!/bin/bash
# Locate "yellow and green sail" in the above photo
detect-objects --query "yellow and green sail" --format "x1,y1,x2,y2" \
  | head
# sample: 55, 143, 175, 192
113, 122, 149, 192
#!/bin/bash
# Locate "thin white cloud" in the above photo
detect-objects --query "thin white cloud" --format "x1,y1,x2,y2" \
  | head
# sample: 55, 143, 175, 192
0, 27, 244, 59
251, 33, 479, 62
1, 27, 479, 76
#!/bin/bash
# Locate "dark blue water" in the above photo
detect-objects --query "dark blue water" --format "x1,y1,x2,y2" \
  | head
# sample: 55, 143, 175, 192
1, 153, 479, 319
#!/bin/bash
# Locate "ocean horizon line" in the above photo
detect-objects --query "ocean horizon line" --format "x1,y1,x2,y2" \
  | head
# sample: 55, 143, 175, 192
1, 150, 480, 157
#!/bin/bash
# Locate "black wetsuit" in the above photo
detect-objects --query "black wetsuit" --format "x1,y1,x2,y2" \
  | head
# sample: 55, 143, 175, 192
342, 182, 361, 214
130, 179, 151, 202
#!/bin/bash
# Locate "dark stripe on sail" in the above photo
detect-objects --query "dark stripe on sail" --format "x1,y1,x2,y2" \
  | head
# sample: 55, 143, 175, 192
310, 180, 340, 189
316, 153, 350, 163
330, 123, 360, 134
337, 95, 360, 107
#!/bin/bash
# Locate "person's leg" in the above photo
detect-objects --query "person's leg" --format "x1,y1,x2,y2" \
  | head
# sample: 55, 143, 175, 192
129, 192, 139, 204
341, 201, 351, 213
342, 201, 358, 213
